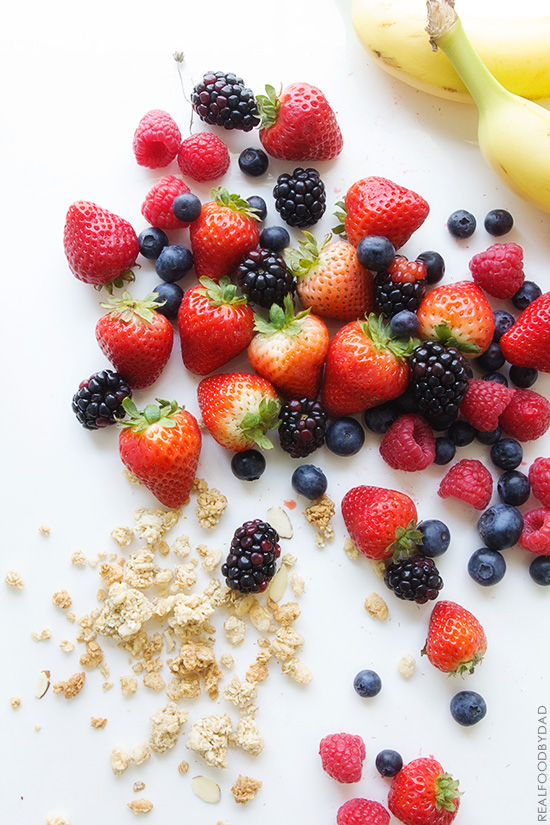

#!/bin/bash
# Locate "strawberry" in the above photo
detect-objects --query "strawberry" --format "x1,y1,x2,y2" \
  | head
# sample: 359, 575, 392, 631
189, 187, 261, 282
458, 378, 515, 431
247, 296, 330, 400
118, 399, 201, 508
95, 291, 174, 389
178, 277, 255, 376
321, 314, 416, 417
499, 388, 550, 441
388, 757, 461, 825
339, 177, 429, 250
341, 485, 419, 561
423, 600, 487, 675
285, 232, 374, 321
500, 290, 550, 373
63, 201, 139, 287
197, 372, 281, 452
416, 280, 495, 356
257, 82, 343, 161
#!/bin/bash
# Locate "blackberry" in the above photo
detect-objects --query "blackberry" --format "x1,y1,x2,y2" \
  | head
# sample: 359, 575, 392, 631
237, 247, 296, 308
384, 556, 443, 604
409, 341, 469, 430
72, 370, 132, 429
222, 519, 281, 593
373, 256, 427, 318
278, 398, 327, 458
273, 167, 326, 227
191, 70, 259, 131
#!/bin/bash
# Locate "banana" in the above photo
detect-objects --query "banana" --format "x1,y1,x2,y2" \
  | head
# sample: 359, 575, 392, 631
351, 0, 550, 103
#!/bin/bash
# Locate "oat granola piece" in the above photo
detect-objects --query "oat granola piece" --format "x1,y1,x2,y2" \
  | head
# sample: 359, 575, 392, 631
224, 590, 256, 617
46, 815, 69, 825
186, 714, 232, 769
344, 537, 360, 560
271, 601, 300, 626
281, 552, 298, 568
10, 696, 21, 709
269, 626, 305, 662
91, 717, 108, 729
246, 661, 269, 684
304, 494, 335, 547
95, 583, 153, 641
220, 653, 235, 669
178, 760, 189, 775
170, 580, 222, 637
38, 524, 51, 537
149, 702, 188, 754
31, 629, 52, 642
59, 640, 74, 653
53, 672, 86, 700
230, 715, 264, 757
171, 561, 198, 592
364, 592, 389, 621
71, 550, 87, 566
195, 484, 228, 529
143, 673, 166, 691
127, 799, 153, 815
5, 569, 24, 589
154, 568, 173, 588
166, 673, 201, 702
111, 746, 131, 775
281, 657, 312, 684
52, 590, 72, 609
121, 676, 138, 696
370, 560, 387, 579
248, 602, 273, 633
290, 572, 305, 595
223, 675, 258, 713
111, 526, 134, 547
134, 507, 182, 546
124, 550, 156, 590
197, 544, 223, 572
133, 782, 146, 792
398, 654, 416, 678
231, 774, 263, 804
98, 560, 125, 587
224, 616, 246, 646
102, 682, 114, 691
131, 743, 151, 765
171, 534, 192, 559
79, 641, 104, 669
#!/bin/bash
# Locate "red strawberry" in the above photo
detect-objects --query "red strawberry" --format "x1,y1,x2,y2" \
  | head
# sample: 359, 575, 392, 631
189, 188, 260, 282
337, 798, 390, 825
197, 372, 281, 452
458, 379, 515, 431
438, 459, 493, 510
520, 508, 550, 555
424, 600, 487, 675
379, 414, 436, 471
63, 201, 139, 287
319, 732, 366, 783
95, 291, 174, 389
321, 314, 414, 417
388, 757, 461, 825
500, 291, 550, 372
178, 277, 254, 376
119, 399, 201, 508
177, 132, 230, 182
132, 109, 182, 169
341, 177, 429, 249
469, 242, 524, 299
416, 280, 495, 356
257, 82, 343, 161
529, 457, 550, 508
141, 175, 191, 230
247, 296, 330, 400
499, 388, 550, 441
285, 232, 374, 321
341, 485, 418, 561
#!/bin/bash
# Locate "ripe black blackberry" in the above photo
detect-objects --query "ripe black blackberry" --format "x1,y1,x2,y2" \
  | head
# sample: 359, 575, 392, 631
278, 398, 327, 458
191, 71, 259, 131
72, 370, 132, 429
373, 256, 427, 318
273, 167, 326, 227
384, 556, 443, 604
409, 341, 469, 430
237, 247, 296, 308
222, 519, 281, 594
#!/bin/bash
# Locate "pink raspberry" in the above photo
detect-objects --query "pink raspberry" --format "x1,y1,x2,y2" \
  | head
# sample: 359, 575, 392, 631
141, 175, 191, 230
458, 379, 514, 431
519, 508, 550, 555
469, 243, 524, 299
319, 732, 365, 783
133, 109, 182, 169
379, 414, 435, 471
177, 133, 230, 182
337, 798, 390, 825
438, 459, 493, 510
499, 389, 550, 442
529, 457, 550, 508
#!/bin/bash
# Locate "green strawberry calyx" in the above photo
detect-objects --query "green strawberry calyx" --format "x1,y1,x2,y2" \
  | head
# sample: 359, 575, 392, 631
389, 520, 423, 560
94, 268, 136, 294
239, 397, 281, 450
212, 187, 262, 221
119, 398, 181, 432
256, 84, 282, 130
285, 231, 331, 278
100, 290, 165, 324
435, 771, 462, 811
452, 652, 485, 677
434, 322, 481, 354
196, 276, 248, 308
359, 313, 420, 359
253, 294, 310, 337
332, 200, 347, 238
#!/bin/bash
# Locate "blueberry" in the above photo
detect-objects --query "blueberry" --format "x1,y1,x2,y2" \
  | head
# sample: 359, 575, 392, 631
481, 371, 508, 387
484, 209, 514, 237
447, 209, 476, 239
151, 282, 184, 320
477, 503, 524, 550
138, 226, 169, 260
468, 547, 506, 586
259, 225, 290, 253
512, 280, 542, 311
172, 192, 202, 223
356, 235, 395, 271
417, 250, 445, 284
375, 749, 403, 777
492, 309, 516, 342
326, 417, 365, 456
230, 449, 266, 481
390, 310, 419, 338
448, 420, 476, 447
509, 365, 538, 388
155, 244, 194, 282
490, 437, 523, 470
450, 690, 487, 726
417, 519, 451, 557
247, 195, 267, 221
238, 147, 269, 177
394, 386, 420, 415
475, 425, 501, 445
434, 436, 456, 465
291, 465, 328, 499
353, 669, 382, 698
497, 470, 530, 506
529, 555, 550, 586
476, 342, 505, 372
364, 402, 400, 434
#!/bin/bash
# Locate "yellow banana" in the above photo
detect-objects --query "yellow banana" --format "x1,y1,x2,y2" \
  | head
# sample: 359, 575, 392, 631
351, 0, 550, 103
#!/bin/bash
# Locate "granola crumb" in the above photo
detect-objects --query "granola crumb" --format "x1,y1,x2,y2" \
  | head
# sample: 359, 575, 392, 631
171, 535, 192, 559
224, 616, 246, 646
121, 676, 138, 696
127, 799, 153, 815
370, 560, 387, 579
131, 743, 151, 765
290, 572, 305, 596
143, 672, 165, 691
91, 717, 108, 729
35, 724, 42, 731
177, 760, 189, 775
133, 782, 146, 793
281, 552, 298, 568
134, 507, 182, 546
398, 654, 416, 678
5, 569, 24, 589
231, 774, 263, 804
197, 544, 222, 572
39, 524, 51, 537
59, 640, 74, 653
304, 494, 335, 547
66, 612, 76, 623
123, 468, 141, 486
53, 672, 85, 699
186, 713, 232, 769
364, 592, 389, 621
80, 641, 104, 670
281, 657, 312, 684
31, 629, 52, 642
195, 483, 228, 529
102, 681, 114, 691
52, 590, 72, 609
46, 815, 69, 825
230, 716, 264, 757
111, 746, 131, 775
10, 696, 21, 709
111, 526, 134, 547
71, 550, 87, 567
220, 653, 235, 669
343, 537, 360, 560
149, 702, 188, 753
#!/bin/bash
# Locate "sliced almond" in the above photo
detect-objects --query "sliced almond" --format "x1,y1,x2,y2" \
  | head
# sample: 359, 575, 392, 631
266, 506, 293, 539
35, 670, 51, 699
268, 564, 288, 603
191, 775, 221, 804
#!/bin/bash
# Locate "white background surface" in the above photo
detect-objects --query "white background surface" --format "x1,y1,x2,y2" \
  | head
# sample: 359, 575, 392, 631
1, 0, 550, 822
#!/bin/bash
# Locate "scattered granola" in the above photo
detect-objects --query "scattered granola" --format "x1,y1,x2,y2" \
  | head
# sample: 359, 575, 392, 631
52, 590, 72, 609
95, 583, 153, 641
79, 641, 104, 669
171, 535, 192, 559
364, 592, 389, 621
304, 494, 335, 547
231, 774, 263, 804
186, 713, 232, 769
343, 537, 360, 560
133, 782, 146, 793
223, 675, 258, 714
5, 569, 24, 588
249, 602, 274, 633
398, 654, 416, 679
195, 482, 228, 529
197, 544, 222, 572
111, 526, 134, 547
121, 675, 138, 696
134, 507, 182, 547
10, 696, 21, 709
290, 572, 305, 596
32, 629, 52, 642
149, 702, 188, 753
224, 616, 246, 646
131, 743, 151, 765
102, 681, 114, 691
91, 717, 108, 729
110, 746, 131, 775
53, 672, 85, 699
46, 815, 69, 825
71, 550, 87, 567
230, 715, 264, 757
127, 799, 153, 815
59, 640, 75, 653
281, 657, 312, 684
220, 652, 235, 669
370, 560, 387, 579
177, 760, 189, 775
38, 524, 51, 537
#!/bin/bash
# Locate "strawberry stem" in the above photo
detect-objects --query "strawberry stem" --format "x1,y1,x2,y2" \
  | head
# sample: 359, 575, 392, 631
119, 398, 181, 432
253, 294, 309, 336
435, 771, 462, 811
256, 84, 281, 129
196, 276, 248, 307
212, 187, 262, 220
359, 313, 420, 359
99, 291, 165, 324
285, 231, 332, 278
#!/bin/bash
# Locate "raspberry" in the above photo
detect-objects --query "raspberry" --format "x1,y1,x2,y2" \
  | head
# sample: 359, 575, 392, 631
438, 459, 493, 510
469, 243, 524, 299
132, 109, 182, 169
458, 379, 515, 431
499, 389, 550, 442
337, 798, 390, 825
529, 457, 550, 507
379, 414, 435, 471
141, 175, 191, 230
177, 132, 230, 182
519, 508, 550, 554
319, 732, 365, 783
